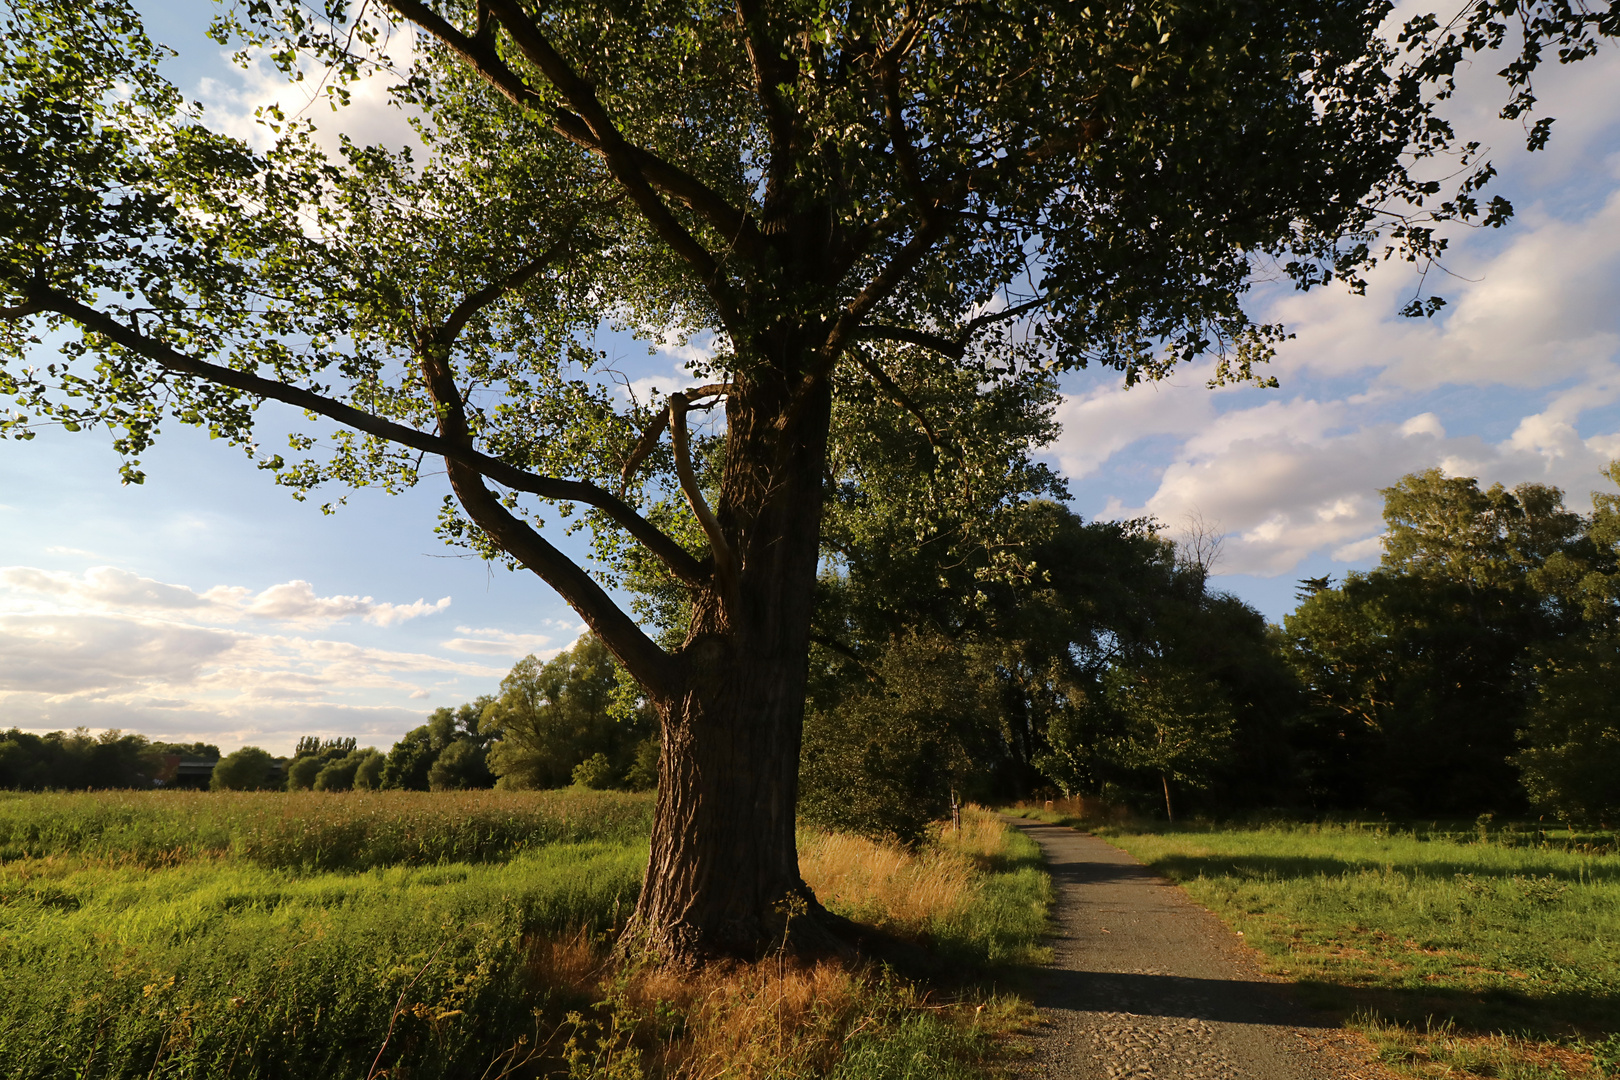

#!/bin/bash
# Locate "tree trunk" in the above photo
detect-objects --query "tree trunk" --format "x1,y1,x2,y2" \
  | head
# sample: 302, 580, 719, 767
1161, 773, 1174, 823
629, 371, 840, 963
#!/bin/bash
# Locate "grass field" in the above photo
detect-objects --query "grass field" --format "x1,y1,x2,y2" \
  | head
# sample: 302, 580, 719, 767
0, 790, 1048, 1079
1010, 805, 1619, 1080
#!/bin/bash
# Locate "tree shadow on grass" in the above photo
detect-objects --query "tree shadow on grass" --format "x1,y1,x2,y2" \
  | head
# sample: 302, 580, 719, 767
1283, 979, 1619, 1043
991, 964, 1618, 1043
1146, 851, 1620, 885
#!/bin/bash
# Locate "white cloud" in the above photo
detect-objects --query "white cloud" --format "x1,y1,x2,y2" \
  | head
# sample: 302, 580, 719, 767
1331, 534, 1386, 562
0, 564, 508, 751
0, 609, 501, 702
196, 20, 423, 158
1056, 58, 1620, 590
2, 565, 204, 610
223, 579, 452, 627
1399, 413, 1445, 438
0, 566, 450, 627
1049, 370, 1217, 478
1100, 386, 1620, 576
441, 625, 565, 657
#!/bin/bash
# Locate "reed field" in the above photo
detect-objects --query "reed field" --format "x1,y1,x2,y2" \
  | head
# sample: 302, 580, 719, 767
1011, 804, 1620, 1080
0, 791, 1047, 1080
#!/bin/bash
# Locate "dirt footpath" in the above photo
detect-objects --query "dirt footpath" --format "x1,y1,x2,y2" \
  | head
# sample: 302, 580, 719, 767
1007, 818, 1385, 1080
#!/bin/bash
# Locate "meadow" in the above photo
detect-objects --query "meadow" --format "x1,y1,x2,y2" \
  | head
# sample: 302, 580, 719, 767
0, 790, 1049, 1080
1011, 805, 1620, 1080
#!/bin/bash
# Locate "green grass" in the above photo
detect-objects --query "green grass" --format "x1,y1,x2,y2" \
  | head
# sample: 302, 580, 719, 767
0, 790, 1046, 1079
932, 815, 1054, 969
1023, 814, 1620, 1079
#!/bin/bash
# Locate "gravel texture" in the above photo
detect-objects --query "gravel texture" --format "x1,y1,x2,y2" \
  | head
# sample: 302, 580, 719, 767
1008, 818, 1385, 1080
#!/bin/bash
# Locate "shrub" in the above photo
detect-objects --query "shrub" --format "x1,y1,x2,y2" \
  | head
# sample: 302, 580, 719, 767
353, 749, 385, 790
428, 739, 493, 791
285, 755, 322, 791
483, 635, 656, 790
210, 747, 277, 791
572, 752, 618, 789
800, 632, 994, 844
622, 736, 660, 791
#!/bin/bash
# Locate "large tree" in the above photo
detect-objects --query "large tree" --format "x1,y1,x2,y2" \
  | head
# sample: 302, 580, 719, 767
2, 0, 1609, 960
1284, 468, 1619, 813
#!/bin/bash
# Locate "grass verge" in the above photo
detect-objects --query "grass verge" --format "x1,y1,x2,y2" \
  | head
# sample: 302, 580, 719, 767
0, 792, 1046, 1079
1007, 806, 1619, 1080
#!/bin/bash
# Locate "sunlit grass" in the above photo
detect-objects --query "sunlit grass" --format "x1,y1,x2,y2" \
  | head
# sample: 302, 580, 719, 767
0, 787, 655, 869
0, 791, 1046, 1079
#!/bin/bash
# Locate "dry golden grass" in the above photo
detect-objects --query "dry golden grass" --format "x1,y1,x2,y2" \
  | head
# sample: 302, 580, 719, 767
513, 812, 1038, 1080
798, 806, 1012, 937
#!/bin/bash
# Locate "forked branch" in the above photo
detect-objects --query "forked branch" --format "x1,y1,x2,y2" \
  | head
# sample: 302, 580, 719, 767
382, 0, 763, 272
618, 383, 733, 496
669, 390, 739, 613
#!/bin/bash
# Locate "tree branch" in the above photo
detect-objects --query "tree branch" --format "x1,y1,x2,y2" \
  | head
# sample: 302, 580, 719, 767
21, 285, 710, 587
618, 383, 733, 496
855, 295, 1050, 359
477, 0, 745, 325
443, 447, 683, 701
619, 407, 670, 497
381, 0, 545, 110
809, 631, 878, 681
381, 0, 762, 268
806, 214, 951, 383
855, 324, 964, 359
0, 298, 44, 319
876, 21, 928, 208
854, 352, 952, 457
735, 0, 798, 226
437, 231, 578, 346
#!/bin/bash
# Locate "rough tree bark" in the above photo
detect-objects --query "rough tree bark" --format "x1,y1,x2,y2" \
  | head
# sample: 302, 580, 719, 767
632, 374, 835, 960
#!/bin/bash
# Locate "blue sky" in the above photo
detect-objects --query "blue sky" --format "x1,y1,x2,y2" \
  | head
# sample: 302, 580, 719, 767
3, 3, 1619, 753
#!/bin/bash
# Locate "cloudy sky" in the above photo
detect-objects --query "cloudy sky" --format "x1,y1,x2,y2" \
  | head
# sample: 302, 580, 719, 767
3, 3, 1619, 753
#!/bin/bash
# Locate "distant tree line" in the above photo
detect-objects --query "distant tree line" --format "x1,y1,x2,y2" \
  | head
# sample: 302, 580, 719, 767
6, 461, 1615, 831
1283, 466, 1620, 826
0, 729, 219, 790
1, 635, 659, 795
795, 456, 1620, 838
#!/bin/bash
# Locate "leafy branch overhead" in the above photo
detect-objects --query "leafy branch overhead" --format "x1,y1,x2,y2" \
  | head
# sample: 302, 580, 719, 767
3, 0, 1587, 586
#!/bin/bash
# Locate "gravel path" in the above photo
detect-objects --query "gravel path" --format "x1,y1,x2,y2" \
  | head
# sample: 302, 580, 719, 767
1008, 818, 1382, 1080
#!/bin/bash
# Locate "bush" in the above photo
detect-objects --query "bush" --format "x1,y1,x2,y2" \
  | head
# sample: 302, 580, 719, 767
210, 747, 277, 791
483, 635, 655, 790
353, 749, 385, 790
313, 752, 362, 791
800, 632, 996, 844
622, 735, 660, 791
571, 752, 618, 789
428, 739, 492, 791
285, 755, 322, 791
